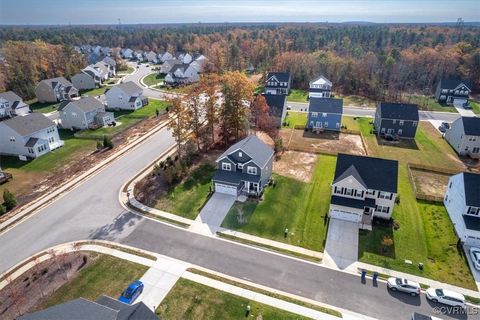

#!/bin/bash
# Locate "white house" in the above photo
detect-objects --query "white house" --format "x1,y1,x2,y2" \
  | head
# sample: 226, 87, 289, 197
0, 113, 64, 159
164, 63, 200, 85
105, 81, 147, 110
445, 117, 480, 159
59, 96, 114, 130
121, 48, 133, 59
160, 52, 174, 63
329, 154, 399, 230
309, 75, 332, 98
444, 172, 480, 246
160, 59, 181, 74
0, 91, 31, 118
102, 57, 117, 76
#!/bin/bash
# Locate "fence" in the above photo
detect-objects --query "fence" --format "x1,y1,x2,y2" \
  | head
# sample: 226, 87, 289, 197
406, 163, 459, 203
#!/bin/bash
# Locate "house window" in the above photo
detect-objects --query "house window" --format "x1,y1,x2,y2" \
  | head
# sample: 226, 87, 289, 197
376, 205, 390, 214
239, 152, 243, 157
222, 162, 231, 171
378, 191, 391, 199
398, 129, 403, 135
247, 166, 257, 175
336, 122, 340, 128
345, 188, 354, 196
28, 148, 34, 154
312, 112, 318, 118
392, 120, 396, 124
449, 182, 452, 189
9, 136, 15, 142
399, 120, 404, 126
324, 121, 328, 127
322, 113, 327, 117
467, 207, 480, 216
367, 190, 375, 196
412, 121, 418, 127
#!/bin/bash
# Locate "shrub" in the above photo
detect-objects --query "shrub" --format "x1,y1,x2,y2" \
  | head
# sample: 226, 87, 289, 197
3, 189, 17, 211
0, 204, 6, 216
103, 135, 114, 149
96, 140, 103, 150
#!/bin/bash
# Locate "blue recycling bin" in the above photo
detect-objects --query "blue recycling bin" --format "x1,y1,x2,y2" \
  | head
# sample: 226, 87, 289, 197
361, 269, 367, 282
372, 272, 379, 284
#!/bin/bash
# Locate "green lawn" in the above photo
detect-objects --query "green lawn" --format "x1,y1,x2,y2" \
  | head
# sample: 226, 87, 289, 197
287, 89, 308, 103
154, 163, 216, 219
283, 111, 307, 129
80, 86, 110, 97
403, 94, 457, 113
117, 66, 135, 75
222, 155, 336, 252
254, 86, 265, 95
341, 116, 361, 131
354, 117, 474, 289
144, 73, 165, 87
39, 254, 148, 310
29, 101, 60, 114
157, 278, 309, 320
470, 100, 480, 115
335, 94, 376, 108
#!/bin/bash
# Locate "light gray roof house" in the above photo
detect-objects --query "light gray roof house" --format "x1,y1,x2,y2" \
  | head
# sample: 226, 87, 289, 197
3, 112, 55, 136
218, 135, 274, 169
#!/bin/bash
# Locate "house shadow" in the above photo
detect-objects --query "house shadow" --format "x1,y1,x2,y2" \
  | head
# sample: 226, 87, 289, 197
88, 210, 143, 241
358, 219, 396, 260
302, 130, 341, 141
375, 135, 419, 150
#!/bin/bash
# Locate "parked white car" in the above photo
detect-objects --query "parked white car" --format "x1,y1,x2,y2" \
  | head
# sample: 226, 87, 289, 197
387, 277, 421, 296
469, 247, 480, 270
426, 288, 465, 308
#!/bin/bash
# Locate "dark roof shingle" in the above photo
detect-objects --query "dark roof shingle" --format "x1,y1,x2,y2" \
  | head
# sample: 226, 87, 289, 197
463, 172, 480, 207
309, 98, 343, 114
439, 79, 472, 90
266, 72, 290, 83
378, 102, 419, 121
461, 117, 480, 136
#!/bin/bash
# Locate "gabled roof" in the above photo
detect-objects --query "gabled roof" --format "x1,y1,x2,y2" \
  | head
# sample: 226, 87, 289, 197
217, 135, 274, 168
2, 113, 55, 136
266, 72, 290, 83
39, 77, 73, 89
264, 94, 286, 117
0, 91, 23, 103
378, 102, 419, 121
333, 153, 398, 193
439, 79, 472, 91
461, 117, 480, 136
112, 81, 142, 96
308, 98, 343, 114
463, 172, 480, 207
59, 96, 104, 112
310, 75, 332, 87
333, 164, 367, 189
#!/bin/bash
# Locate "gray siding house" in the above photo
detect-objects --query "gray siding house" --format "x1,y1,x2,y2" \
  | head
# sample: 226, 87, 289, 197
265, 72, 291, 95
0, 91, 31, 118
435, 79, 471, 107
0, 113, 64, 159
444, 116, 480, 159
35, 77, 79, 103
59, 96, 114, 130
374, 102, 419, 139
71, 71, 97, 91
213, 135, 274, 196
307, 98, 343, 131
105, 81, 148, 110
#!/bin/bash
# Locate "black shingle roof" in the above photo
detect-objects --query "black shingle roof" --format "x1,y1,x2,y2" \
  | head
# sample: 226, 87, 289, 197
309, 98, 343, 114
378, 102, 419, 121
461, 117, 480, 136
333, 154, 398, 193
266, 72, 290, 83
263, 94, 286, 117
463, 214, 480, 232
331, 195, 376, 209
439, 79, 472, 90
463, 172, 480, 207
213, 170, 261, 185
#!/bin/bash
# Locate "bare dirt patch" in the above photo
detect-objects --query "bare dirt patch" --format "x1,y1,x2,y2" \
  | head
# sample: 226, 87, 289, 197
410, 168, 450, 198
280, 129, 366, 155
255, 131, 274, 148
273, 151, 317, 182
0, 252, 94, 320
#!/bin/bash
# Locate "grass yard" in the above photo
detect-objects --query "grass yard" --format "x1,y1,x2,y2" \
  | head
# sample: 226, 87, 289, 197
335, 94, 376, 108
288, 89, 308, 103
154, 163, 216, 219
222, 155, 336, 252
29, 101, 60, 114
156, 278, 310, 320
80, 86, 110, 97
402, 94, 457, 113
143, 73, 165, 86
39, 254, 148, 310
470, 100, 480, 115
341, 116, 361, 132
283, 111, 307, 129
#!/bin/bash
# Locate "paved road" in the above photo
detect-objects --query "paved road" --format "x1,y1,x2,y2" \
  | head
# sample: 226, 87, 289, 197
0, 125, 475, 319
123, 63, 179, 100
287, 102, 462, 123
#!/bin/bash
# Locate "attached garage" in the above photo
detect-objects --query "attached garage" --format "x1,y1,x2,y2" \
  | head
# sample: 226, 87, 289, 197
329, 209, 360, 223
214, 183, 238, 196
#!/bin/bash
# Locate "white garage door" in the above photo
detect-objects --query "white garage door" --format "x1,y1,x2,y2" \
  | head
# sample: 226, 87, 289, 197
329, 210, 360, 223
215, 183, 237, 196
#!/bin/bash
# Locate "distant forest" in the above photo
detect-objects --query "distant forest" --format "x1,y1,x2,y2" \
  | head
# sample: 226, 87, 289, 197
0, 24, 479, 100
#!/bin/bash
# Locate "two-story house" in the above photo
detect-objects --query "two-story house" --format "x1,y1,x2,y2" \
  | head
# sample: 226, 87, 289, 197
0, 91, 31, 119
121, 48, 134, 60
307, 98, 343, 132
102, 56, 117, 77
105, 81, 148, 110
159, 59, 182, 74
71, 71, 97, 91
444, 116, 480, 159
160, 51, 174, 63
35, 77, 79, 103
0, 113, 64, 159
265, 72, 291, 95
164, 63, 200, 85
444, 172, 480, 246
309, 75, 332, 99
374, 102, 419, 139
213, 135, 274, 197
59, 96, 114, 130
329, 154, 398, 229
435, 79, 472, 107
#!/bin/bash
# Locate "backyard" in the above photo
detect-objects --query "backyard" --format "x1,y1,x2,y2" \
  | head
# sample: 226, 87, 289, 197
287, 89, 308, 103
221, 154, 336, 252
28, 101, 60, 114
157, 278, 309, 320
283, 111, 307, 128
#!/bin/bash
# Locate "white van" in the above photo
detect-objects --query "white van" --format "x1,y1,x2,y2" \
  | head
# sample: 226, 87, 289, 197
426, 288, 466, 308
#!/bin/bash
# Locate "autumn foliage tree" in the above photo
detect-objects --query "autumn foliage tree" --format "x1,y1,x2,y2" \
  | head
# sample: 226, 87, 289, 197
219, 71, 255, 144
199, 74, 220, 146
250, 95, 278, 139
167, 97, 191, 158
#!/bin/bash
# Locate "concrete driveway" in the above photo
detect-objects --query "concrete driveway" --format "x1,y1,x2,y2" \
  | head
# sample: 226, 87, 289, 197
189, 193, 236, 235
323, 219, 359, 271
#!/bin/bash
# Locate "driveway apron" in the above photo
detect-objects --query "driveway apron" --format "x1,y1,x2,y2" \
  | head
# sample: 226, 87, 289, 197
189, 193, 236, 235
323, 219, 359, 271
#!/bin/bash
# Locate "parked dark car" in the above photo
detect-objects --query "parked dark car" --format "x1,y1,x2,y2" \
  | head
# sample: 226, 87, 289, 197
119, 280, 144, 304
438, 125, 447, 133
441, 122, 450, 129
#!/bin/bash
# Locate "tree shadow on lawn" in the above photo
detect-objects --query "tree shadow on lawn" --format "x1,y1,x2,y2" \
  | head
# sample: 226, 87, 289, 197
358, 219, 396, 260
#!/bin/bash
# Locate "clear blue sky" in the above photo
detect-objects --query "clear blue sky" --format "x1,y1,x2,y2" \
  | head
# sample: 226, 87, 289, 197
0, 0, 479, 25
